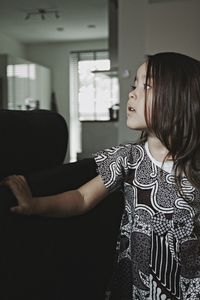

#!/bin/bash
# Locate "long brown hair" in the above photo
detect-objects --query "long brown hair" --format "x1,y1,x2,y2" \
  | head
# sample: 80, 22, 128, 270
142, 52, 200, 233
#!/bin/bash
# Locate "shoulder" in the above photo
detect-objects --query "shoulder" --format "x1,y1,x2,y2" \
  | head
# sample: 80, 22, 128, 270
94, 142, 145, 164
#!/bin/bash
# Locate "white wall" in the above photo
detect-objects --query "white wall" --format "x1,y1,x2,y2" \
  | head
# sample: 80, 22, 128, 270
0, 32, 26, 57
145, 0, 200, 59
78, 121, 119, 159
118, 0, 146, 145
118, 0, 200, 145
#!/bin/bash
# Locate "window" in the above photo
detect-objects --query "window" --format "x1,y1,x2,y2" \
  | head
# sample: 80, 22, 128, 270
71, 50, 119, 121
69, 50, 119, 162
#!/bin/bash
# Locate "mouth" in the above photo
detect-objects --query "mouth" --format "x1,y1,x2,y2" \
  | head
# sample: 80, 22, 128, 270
127, 105, 135, 113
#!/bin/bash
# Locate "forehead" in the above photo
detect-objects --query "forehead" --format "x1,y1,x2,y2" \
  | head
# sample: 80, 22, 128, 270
136, 62, 147, 79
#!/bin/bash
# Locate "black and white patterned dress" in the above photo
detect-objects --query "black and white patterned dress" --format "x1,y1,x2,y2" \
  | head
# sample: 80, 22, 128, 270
94, 143, 200, 300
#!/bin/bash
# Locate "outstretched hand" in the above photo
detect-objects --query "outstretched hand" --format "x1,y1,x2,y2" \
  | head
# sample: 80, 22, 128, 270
1, 175, 34, 214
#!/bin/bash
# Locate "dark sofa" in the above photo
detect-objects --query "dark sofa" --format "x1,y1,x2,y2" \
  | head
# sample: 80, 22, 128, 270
0, 110, 123, 300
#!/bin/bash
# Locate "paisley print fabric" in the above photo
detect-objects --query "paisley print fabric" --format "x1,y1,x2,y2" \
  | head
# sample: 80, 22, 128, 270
94, 143, 200, 300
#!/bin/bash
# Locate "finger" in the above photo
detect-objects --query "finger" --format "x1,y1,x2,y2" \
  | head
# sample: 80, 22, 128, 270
11, 205, 31, 215
10, 206, 25, 214
1, 175, 14, 184
14, 177, 31, 194
8, 176, 25, 189
3, 177, 27, 199
3, 175, 24, 188
2, 176, 17, 188
16, 175, 26, 184
12, 176, 29, 189
18, 175, 29, 188
2, 175, 18, 183
3, 176, 20, 187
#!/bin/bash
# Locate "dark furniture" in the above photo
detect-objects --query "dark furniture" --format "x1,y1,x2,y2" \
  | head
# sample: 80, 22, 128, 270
0, 109, 123, 300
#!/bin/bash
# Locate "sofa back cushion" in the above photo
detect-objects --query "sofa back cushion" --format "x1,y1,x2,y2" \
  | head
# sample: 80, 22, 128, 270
0, 109, 68, 179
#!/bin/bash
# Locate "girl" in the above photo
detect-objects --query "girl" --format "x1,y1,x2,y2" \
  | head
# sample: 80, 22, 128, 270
3, 52, 200, 299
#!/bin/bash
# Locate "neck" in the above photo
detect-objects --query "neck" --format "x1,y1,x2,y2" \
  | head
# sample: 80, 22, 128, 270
147, 134, 171, 162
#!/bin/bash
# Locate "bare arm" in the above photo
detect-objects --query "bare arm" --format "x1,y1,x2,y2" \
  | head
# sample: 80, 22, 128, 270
2, 175, 108, 217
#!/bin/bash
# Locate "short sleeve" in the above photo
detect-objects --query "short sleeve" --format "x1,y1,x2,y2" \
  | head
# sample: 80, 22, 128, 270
93, 143, 142, 192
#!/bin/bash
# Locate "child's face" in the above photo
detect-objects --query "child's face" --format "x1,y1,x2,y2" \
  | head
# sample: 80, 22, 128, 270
127, 62, 152, 131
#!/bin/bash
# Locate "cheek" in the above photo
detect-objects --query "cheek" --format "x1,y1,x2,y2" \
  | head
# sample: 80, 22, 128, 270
145, 97, 153, 124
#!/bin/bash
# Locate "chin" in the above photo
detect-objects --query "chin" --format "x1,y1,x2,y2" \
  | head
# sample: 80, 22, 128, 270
127, 123, 139, 130
126, 122, 146, 131
126, 119, 136, 129
127, 118, 148, 130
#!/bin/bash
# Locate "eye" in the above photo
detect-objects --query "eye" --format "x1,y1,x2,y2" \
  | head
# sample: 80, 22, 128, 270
144, 83, 152, 90
130, 85, 136, 91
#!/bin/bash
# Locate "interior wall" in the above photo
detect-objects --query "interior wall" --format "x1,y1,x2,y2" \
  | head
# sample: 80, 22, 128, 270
118, 0, 200, 145
26, 39, 109, 161
0, 32, 26, 57
145, 0, 200, 59
78, 121, 119, 159
118, 0, 146, 145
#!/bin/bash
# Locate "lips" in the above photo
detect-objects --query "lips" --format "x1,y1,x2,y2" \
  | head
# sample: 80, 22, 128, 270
128, 106, 135, 112
127, 105, 135, 112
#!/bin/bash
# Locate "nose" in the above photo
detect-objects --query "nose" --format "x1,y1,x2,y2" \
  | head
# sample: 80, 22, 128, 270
129, 90, 136, 100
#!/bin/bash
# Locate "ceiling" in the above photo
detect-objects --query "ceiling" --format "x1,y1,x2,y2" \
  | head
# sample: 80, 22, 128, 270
0, 0, 108, 44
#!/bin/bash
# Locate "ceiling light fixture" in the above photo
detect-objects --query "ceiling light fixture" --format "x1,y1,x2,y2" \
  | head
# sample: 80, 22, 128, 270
88, 24, 96, 28
56, 27, 64, 31
25, 8, 60, 20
